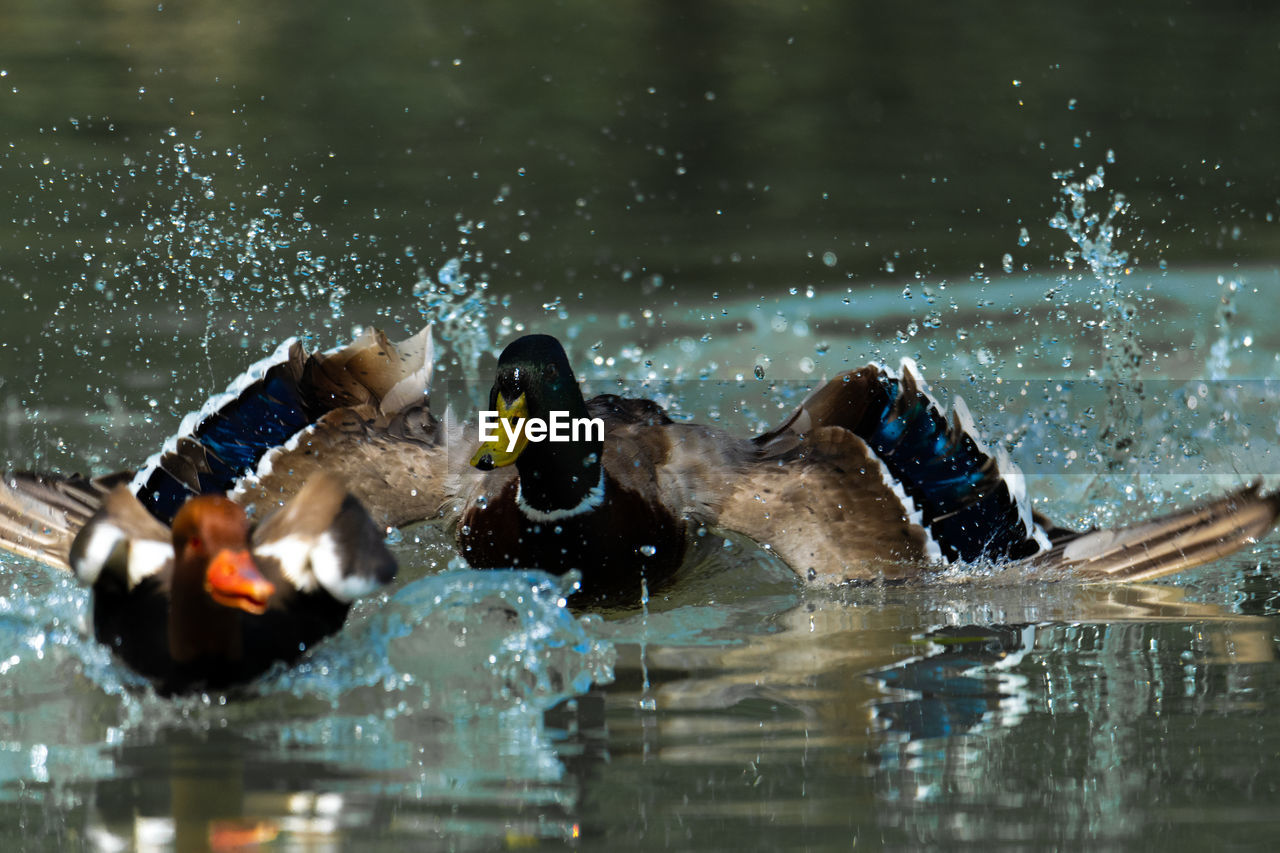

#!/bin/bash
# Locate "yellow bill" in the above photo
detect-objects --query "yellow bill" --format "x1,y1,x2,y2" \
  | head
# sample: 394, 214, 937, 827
471, 392, 530, 469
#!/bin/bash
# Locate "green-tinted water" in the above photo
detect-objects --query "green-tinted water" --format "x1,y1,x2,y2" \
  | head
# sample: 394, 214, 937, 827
3, 2, 1280, 850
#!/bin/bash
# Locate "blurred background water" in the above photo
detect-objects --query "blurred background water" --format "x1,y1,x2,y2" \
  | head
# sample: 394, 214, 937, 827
2, 1, 1280, 849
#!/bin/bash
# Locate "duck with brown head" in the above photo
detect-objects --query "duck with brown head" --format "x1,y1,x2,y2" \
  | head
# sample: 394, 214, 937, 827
70, 474, 395, 695
166, 494, 276, 667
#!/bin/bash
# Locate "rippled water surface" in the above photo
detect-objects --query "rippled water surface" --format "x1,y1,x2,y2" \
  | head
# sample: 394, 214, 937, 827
3, 2, 1280, 850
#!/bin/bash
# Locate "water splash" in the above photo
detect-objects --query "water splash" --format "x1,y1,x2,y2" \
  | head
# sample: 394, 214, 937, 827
412, 250, 497, 378
0, 560, 610, 832
12, 123, 518, 470
637, 575, 656, 712
255, 569, 614, 714
1207, 275, 1244, 382
14, 124, 414, 469
1048, 163, 1143, 483
0, 562, 612, 728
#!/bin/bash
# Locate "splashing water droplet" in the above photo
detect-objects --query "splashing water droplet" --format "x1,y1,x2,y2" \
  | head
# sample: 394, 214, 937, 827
1050, 162, 1143, 479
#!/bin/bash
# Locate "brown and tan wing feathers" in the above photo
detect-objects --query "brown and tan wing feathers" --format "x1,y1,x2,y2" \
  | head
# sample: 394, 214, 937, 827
0, 471, 131, 569
716, 427, 932, 582
1034, 482, 1280, 582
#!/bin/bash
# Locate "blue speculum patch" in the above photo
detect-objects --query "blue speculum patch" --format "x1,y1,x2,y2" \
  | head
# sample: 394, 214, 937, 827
136, 367, 311, 522
861, 374, 1040, 563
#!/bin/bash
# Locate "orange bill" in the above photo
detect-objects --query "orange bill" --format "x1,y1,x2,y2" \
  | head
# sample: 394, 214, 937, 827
204, 550, 275, 615
208, 819, 280, 850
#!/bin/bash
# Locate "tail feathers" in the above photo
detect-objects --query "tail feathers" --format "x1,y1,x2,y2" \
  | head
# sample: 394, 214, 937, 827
129, 325, 434, 524
759, 359, 1051, 565
0, 471, 130, 569
1033, 483, 1280, 582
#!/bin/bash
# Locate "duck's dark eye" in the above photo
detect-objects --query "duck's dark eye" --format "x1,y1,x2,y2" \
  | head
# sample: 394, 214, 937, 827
544, 363, 559, 381
189, 536, 202, 551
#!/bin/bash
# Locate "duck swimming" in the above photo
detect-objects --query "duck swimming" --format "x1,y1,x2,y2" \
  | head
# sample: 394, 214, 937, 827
67, 473, 395, 694
0, 328, 423, 692
452, 334, 1280, 599
2, 325, 1277, 607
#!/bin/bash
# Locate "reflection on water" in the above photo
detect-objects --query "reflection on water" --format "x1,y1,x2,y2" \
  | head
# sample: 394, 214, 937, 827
7, 508, 1280, 848
0, 567, 612, 848
581, 575, 1280, 849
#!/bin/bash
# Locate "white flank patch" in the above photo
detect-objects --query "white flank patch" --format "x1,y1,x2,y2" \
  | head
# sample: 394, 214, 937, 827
72, 523, 171, 588
129, 337, 301, 496
255, 531, 383, 602
126, 539, 173, 588
309, 530, 383, 602
254, 533, 319, 593
516, 471, 607, 523
71, 522, 126, 585
867, 454, 944, 564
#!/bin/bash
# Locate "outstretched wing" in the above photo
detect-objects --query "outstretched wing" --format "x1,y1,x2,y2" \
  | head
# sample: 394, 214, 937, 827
756, 360, 1053, 566
747, 360, 1279, 583
0, 471, 132, 570
716, 426, 935, 582
1032, 483, 1280, 582
135, 324, 439, 523
0, 324, 444, 571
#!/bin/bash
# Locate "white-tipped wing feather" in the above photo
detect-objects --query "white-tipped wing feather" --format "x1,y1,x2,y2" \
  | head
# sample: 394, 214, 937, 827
67, 487, 172, 588
251, 474, 396, 603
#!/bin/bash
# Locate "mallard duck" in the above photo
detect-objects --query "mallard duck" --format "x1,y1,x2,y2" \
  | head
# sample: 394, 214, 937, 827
68, 473, 395, 694
450, 334, 1280, 599
3, 326, 1277, 606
